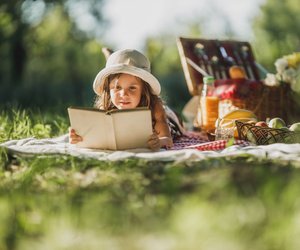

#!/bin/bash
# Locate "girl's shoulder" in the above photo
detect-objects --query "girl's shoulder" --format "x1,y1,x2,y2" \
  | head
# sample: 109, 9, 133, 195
153, 102, 182, 125
153, 103, 185, 138
163, 105, 185, 136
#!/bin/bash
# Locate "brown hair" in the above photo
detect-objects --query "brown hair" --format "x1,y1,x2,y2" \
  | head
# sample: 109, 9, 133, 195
94, 73, 164, 125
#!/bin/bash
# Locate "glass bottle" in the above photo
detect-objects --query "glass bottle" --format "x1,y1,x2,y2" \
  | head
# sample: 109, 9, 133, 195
199, 76, 219, 133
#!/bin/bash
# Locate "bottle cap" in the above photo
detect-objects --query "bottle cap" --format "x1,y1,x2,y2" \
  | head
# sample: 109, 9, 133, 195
203, 76, 215, 85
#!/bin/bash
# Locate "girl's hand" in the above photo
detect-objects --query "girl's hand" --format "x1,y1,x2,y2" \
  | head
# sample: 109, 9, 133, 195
147, 134, 174, 151
69, 127, 82, 144
147, 133, 161, 151
159, 137, 174, 149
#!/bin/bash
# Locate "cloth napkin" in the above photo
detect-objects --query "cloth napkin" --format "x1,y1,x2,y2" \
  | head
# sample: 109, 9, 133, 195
172, 132, 251, 151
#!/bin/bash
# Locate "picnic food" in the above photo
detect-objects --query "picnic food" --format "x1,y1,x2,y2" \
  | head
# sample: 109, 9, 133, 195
218, 109, 257, 123
236, 120, 300, 145
215, 109, 257, 138
289, 122, 300, 132
216, 109, 257, 129
229, 66, 247, 79
268, 117, 286, 129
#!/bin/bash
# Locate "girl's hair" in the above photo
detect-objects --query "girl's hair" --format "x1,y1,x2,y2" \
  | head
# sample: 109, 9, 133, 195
94, 73, 164, 127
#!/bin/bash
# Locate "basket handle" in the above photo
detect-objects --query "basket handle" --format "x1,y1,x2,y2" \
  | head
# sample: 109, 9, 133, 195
186, 57, 209, 76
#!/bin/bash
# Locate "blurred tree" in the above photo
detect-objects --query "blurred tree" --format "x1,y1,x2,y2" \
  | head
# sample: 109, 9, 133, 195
21, 5, 105, 108
253, 0, 300, 71
0, 0, 107, 110
0, 0, 28, 85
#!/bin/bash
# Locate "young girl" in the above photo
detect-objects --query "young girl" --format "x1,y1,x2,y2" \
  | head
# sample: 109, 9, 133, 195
69, 48, 175, 150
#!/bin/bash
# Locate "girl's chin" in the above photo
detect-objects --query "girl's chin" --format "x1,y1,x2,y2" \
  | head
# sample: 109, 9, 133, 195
117, 104, 135, 109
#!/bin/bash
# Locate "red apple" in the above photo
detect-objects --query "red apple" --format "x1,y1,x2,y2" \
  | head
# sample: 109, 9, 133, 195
255, 121, 268, 127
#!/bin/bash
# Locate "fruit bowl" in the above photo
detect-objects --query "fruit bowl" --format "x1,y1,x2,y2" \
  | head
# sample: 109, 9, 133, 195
235, 121, 300, 145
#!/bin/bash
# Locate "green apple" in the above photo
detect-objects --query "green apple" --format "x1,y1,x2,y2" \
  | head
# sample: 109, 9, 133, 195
268, 117, 286, 129
289, 122, 300, 132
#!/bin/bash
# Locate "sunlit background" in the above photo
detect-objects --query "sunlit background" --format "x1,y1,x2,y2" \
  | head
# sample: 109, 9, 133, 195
1, 1, 300, 249
102, 0, 264, 49
1, 0, 299, 113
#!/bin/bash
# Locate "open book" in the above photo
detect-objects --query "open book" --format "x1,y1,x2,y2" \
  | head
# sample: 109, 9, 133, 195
68, 107, 152, 150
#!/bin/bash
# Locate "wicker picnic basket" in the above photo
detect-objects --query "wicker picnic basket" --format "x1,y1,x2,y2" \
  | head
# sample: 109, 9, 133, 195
235, 120, 300, 145
177, 37, 297, 125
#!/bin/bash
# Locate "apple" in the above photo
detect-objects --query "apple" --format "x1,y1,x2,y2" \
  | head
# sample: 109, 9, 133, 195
268, 117, 286, 129
289, 122, 300, 132
255, 121, 268, 127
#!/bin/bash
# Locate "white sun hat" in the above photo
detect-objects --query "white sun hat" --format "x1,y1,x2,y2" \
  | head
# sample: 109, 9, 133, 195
93, 49, 161, 95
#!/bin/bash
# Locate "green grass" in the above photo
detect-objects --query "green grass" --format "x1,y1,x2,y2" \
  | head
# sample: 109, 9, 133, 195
1, 109, 300, 250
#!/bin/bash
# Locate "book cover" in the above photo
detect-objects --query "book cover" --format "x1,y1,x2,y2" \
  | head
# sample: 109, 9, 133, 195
67, 107, 152, 150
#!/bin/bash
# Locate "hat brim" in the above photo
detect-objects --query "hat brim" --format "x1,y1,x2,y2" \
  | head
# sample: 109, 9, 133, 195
93, 64, 161, 95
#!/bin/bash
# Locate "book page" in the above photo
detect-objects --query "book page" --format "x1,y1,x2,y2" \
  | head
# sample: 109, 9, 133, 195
68, 107, 116, 149
111, 109, 152, 150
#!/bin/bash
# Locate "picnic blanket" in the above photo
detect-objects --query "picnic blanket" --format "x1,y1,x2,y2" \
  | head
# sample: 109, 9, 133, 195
1, 133, 300, 162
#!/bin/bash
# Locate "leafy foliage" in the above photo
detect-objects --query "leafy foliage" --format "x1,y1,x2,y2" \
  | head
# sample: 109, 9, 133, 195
253, 0, 300, 71
0, 0, 106, 111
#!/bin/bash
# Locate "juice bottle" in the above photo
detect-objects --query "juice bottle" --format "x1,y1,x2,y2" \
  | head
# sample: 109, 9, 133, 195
199, 76, 219, 133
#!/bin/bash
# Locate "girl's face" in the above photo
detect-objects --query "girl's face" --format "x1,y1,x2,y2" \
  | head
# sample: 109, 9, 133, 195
109, 73, 143, 109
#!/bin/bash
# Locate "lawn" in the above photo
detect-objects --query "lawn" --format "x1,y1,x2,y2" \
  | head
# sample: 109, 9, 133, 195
1, 109, 300, 250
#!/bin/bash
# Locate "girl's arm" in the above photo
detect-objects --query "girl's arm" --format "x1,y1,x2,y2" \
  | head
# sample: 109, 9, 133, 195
148, 102, 173, 150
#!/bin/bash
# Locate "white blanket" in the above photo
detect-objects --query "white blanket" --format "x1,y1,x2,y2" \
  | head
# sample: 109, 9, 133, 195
1, 134, 300, 162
